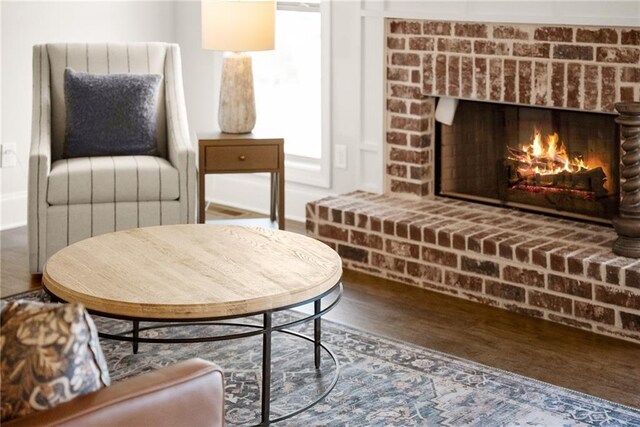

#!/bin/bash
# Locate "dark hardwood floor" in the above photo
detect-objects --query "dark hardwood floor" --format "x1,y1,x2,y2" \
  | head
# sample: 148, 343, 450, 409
1, 225, 41, 296
2, 206, 639, 408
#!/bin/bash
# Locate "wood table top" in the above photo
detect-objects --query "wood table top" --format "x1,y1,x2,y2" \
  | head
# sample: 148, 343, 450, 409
43, 225, 342, 319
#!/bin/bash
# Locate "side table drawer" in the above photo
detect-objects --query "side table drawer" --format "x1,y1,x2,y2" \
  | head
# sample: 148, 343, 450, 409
205, 145, 279, 172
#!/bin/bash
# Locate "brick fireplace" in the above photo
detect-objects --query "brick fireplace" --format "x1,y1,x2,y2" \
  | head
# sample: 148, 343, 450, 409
384, 20, 639, 198
306, 19, 640, 343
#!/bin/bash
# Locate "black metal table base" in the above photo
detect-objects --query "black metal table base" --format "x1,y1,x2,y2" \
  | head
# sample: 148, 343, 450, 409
84, 282, 343, 426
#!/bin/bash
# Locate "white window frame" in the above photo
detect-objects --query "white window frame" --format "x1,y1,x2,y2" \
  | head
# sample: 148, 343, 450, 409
274, 0, 332, 188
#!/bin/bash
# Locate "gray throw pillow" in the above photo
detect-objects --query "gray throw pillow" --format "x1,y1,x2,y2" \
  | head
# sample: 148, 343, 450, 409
64, 68, 162, 158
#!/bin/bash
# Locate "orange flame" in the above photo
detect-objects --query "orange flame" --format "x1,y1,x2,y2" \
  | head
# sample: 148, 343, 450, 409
509, 128, 590, 176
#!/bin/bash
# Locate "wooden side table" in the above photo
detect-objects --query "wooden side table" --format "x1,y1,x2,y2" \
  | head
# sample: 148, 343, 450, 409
198, 133, 285, 229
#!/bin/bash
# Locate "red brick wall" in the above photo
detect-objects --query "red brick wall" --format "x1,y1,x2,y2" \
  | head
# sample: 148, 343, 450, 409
385, 19, 640, 197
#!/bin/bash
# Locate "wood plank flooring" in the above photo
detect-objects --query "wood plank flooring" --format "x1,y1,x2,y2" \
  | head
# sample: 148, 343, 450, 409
1, 225, 41, 296
2, 206, 639, 408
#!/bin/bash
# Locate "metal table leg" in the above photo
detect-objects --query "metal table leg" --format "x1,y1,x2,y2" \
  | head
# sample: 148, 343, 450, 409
132, 320, 139, 354
261, 312, 272, 426
314, 300, 321, 369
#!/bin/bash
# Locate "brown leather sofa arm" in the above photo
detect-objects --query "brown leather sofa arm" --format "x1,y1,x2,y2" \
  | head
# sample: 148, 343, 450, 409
5, 358, 225, 427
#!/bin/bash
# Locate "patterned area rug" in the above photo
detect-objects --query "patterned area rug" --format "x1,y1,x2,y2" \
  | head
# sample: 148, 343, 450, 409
8, 290, 640, 426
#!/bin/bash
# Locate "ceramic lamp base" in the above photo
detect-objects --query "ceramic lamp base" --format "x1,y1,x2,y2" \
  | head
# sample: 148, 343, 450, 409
218, 52, 256, 134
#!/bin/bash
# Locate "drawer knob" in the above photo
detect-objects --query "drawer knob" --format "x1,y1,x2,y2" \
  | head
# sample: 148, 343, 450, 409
239, 155, 246, 161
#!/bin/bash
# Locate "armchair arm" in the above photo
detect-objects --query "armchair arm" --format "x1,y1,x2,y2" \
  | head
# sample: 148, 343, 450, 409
165, 44, 197, 224
28, 44, 52, 273
5, 359, 225, 427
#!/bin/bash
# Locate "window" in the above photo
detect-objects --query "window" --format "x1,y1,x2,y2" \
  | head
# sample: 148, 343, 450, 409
252, 2, 322, 160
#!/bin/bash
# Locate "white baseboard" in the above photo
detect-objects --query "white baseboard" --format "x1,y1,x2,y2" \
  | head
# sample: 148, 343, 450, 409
204, 174, 333, 223
0, 191, 27, 231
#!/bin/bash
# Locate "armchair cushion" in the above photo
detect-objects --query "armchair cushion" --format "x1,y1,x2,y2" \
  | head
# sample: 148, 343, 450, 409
47, 155, 179, 205
0, 300, 110, 423
64, 69, 162, 158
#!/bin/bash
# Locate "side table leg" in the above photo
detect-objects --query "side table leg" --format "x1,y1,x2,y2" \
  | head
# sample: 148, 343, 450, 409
261, 312, 272, 426
132, 320, 139, 354
314, 300, 321, 369
270, 172, 277, 224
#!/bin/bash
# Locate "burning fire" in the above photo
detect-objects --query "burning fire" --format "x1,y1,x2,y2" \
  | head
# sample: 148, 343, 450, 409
508, 128, 590, 176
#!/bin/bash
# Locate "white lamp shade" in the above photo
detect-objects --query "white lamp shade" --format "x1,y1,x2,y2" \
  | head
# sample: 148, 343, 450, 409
202, 0, 275, 52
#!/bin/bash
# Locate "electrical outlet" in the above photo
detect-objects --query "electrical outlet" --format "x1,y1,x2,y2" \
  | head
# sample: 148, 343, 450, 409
1, 143, 17, 168
334, 144, 347, 169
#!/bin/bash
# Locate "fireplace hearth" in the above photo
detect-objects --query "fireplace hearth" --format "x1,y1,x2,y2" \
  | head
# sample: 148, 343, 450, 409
437, 100, 620, 223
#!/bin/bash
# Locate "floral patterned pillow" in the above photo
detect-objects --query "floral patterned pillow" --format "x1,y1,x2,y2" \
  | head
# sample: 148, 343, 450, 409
0, 300, 111, 422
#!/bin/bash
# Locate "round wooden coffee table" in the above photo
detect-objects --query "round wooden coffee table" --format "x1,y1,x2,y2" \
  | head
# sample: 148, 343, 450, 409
43, 224, 343, 426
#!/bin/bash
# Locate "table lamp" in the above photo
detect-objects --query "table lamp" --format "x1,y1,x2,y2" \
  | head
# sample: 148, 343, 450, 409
202, 0, 275, 134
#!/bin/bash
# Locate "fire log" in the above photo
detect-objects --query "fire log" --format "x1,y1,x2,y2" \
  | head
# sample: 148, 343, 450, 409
505, 160, 607, 196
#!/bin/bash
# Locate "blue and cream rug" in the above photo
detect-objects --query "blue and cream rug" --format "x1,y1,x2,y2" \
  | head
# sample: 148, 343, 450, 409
10, 290, 640, 426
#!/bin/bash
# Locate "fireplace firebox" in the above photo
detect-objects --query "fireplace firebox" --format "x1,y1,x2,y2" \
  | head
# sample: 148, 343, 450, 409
437, 100, 620, 223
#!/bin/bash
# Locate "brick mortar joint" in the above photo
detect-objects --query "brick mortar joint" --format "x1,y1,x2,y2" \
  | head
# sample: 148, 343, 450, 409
419, 53, 637, 64
387, 81, 423, 87
389, 36, 631, 50
387, 65, 424, 71
388, 145, 433, 152
388, 112, 435, 119
386, 92, 432, 100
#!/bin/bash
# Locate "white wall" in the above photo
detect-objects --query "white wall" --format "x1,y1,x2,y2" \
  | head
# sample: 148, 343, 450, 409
177, 0, 639, 222
2, 1, 638, 229
174, 1, 220, 143
0, 1, 176, 230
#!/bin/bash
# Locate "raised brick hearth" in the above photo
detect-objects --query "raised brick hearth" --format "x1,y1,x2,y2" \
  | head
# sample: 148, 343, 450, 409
306, 19, 640, 342
306, 192, 640, 343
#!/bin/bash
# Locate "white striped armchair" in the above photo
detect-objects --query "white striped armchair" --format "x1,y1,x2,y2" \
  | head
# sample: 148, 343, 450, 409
28, 43, 196, 273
